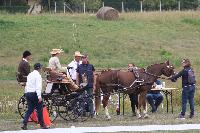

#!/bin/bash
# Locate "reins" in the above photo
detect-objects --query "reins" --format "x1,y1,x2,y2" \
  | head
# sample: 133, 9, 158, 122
143, 70, 170, 80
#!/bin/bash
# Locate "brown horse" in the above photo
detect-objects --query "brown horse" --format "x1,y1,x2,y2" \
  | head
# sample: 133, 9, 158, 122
94, 61, 174, 119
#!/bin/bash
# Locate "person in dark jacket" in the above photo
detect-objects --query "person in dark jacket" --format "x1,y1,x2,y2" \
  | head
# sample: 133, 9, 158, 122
170, 58, 196, 119
146, 80, 163, 113
17, 50, 32, 82
76, 54, 95, 117
127, 63, 138, 116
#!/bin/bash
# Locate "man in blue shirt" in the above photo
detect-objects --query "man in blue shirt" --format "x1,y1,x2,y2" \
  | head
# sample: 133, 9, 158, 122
146, 80, 163, 113
76, 54, 95, 117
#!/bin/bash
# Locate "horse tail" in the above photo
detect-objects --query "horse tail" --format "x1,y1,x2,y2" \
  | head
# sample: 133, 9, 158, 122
94, 74, 101, 114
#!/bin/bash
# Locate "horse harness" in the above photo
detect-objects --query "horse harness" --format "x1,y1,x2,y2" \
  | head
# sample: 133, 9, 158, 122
105, 69, 170, 94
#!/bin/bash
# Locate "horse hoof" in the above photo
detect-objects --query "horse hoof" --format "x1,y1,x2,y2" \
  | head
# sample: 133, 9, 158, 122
106, 116, 111, 120
143, 114, 149, 118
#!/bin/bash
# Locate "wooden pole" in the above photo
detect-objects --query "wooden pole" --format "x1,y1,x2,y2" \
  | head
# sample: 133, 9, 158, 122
102, 2, 104, 7
121, 1, 124, 13
140, 0, 143, 12
83, 1, 85, 14
178, 1, 180, 11
54, 1, 56, 13
64, 2, 66, 13
48, 0, 51, 13
159, 0, 162, 12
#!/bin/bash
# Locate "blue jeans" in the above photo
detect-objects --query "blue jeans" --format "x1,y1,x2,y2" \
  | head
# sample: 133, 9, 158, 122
181, 85, 195, 116
146, 93, 163, 112
23, 93, 44, 126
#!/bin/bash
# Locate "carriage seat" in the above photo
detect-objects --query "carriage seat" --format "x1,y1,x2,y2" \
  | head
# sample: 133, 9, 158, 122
43, 67, 70, 83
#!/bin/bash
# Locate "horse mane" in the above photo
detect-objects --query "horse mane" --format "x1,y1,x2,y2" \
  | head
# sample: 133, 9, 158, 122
146, 62, 165, 70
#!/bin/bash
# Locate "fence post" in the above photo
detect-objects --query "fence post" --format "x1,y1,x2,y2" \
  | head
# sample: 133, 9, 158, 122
54, 1, 56, 13
178, 1, 180, 11
121, 1, 124, 13
159, 0, 162, 12
140, 0, 143, 12
102, 2, 104, 7
83, 1, 86, 14
64, 2, 66, 13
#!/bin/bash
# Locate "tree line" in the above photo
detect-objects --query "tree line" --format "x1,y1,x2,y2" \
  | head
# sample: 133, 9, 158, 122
0, 0, 199, 12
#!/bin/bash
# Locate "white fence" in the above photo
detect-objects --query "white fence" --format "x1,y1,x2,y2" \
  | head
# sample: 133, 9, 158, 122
52, 1, 199, 13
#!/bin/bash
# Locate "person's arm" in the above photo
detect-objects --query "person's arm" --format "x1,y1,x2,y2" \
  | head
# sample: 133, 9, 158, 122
35, 74, 42, 102
55, 57, 67, 72
22, 62, 30, 76
171, 69, 184, 82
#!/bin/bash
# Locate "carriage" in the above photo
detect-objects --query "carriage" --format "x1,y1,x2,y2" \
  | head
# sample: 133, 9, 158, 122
17, 67, 93, 123
17, 61, 175, 122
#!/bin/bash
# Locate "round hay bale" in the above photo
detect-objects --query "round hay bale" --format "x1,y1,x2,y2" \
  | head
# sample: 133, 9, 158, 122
96, 6, 119, 21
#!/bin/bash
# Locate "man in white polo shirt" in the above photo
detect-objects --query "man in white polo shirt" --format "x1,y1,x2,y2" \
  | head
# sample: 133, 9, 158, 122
67, 51, 83, 83
21, 63, 48, 130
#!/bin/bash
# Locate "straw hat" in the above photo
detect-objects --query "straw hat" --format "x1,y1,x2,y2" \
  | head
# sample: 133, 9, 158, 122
50, 49, 64, 55
74, 51, 83, 57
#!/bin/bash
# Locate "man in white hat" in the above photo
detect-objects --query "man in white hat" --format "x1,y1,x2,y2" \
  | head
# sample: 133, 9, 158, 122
67, 51, 83, 83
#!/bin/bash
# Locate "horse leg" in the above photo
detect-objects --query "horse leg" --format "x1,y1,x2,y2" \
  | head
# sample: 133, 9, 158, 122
94, 79, 101, 116
140, 91, 148, 118
102, 94, 111, 119
137, 94, 142, 119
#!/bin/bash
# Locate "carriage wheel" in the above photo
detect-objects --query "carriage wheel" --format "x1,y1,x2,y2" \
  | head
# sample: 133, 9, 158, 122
57, 99, 76, 121
78, 97, 93, 122
18, 94, 27, 119
43, 95, 58, 122
17, 94, 37, 123
68, 97, 92, 122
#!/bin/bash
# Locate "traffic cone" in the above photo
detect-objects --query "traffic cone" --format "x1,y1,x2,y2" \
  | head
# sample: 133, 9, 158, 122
42, 106, 52, 127
28, 109, 38, 122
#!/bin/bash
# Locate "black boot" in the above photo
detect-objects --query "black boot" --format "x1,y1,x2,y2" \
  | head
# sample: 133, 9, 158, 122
40, 124, 49, 129
21, 124, 27, 130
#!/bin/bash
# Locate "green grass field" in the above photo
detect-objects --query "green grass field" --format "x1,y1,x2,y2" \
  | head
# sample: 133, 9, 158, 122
0, 11, 200, 131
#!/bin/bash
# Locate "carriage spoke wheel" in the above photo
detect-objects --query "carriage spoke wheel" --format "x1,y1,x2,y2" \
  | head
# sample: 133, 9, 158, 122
68, 98, 84, 121
69, 98, 92, 122
58, 104, 72, 121
18, 94, 27, 119
79, 98, 93, 122
17, 95, 37, 123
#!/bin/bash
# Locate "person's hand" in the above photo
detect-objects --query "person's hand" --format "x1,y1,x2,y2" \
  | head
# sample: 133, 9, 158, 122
167, 76, 172, 80
51, 67, 56, 71
38, 97, 42, 103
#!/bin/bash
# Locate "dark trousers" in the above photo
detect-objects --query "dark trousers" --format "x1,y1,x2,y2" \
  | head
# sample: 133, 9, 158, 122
181, 85, 195, 116
85, 87, 94, 115
23, 93, 44, 126
51, 83, 69, 94
146, 93, 163, 112
129, 93, 138, 113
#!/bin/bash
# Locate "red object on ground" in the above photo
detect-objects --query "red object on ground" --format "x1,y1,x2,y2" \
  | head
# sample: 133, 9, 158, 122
43, 106, 51, 127
28, 106, 52, 127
